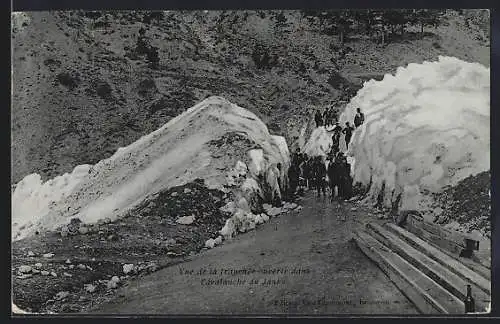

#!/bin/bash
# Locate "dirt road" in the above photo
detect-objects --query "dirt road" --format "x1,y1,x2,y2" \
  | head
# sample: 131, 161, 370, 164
90, 191, 418, 315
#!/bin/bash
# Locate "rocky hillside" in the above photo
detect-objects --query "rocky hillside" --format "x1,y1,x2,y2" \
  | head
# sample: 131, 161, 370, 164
431, 171, 491, 238
11, 9, 490, 184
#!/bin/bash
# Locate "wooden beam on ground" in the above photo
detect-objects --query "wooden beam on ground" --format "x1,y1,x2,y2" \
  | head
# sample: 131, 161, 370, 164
367, 223, 490, 312
406, 215, 479, 257
384, 222, 491, 292
353, 230, 464, 314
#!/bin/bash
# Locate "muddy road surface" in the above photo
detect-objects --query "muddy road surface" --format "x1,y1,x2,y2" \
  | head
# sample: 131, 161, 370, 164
90, 191, 418, 315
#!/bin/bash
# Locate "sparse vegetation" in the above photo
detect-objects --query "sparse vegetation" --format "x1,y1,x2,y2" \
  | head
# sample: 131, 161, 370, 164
11, 10, 489, 185
95, 80, 113, 101
55, 72, 80, 90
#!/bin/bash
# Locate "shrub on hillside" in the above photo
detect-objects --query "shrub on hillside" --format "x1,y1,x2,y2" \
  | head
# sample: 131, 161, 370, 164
55, 72, 80, 90
96, 81, 113, 100
251, 44, 278, 70
142, 11, 164, 24
124, 27, 161, 68
137, 78, 157, 98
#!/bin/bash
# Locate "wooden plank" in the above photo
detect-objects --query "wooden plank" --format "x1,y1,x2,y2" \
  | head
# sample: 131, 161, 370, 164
406, 216, 465, 256
367, 223, 490, 312
470, 253, 491, 270
384, 222, 491, 292
406, 218, 490, 276
353, 230, 464, 314
408, 215, 479, 251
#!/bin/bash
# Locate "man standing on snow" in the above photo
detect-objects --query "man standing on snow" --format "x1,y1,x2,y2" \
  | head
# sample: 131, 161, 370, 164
277, 163, 287, 202
333, 122, 342, 135
354, 108, 365, 128
327, 158, 338, 201
315, 109, 323, 127
266, 163, 283, 207
342, 155, 353, 200
323, 109, 329, 127
342, 122, 355, 150
330, 108, 338, 126
336, 152, 347, 199
305, 157, 314, 190
302, 156, 311, 189
292, 148, 300, 166
331, 132, 340, 155
287, 162, 299, 200
313, 156, 327, 198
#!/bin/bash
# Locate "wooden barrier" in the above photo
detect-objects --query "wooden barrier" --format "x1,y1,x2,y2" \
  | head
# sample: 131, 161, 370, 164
406, 215, 479, 257
353, 230, 464, 314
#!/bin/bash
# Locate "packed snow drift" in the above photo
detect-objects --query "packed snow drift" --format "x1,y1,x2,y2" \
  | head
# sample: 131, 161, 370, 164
339, 56, 490, 211
12, 96, 291, 241
302, 127, 332, 157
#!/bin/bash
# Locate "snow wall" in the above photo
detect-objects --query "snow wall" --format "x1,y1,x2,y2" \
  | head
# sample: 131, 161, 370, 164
12, 96, 290, 241
339, 56, 490, 211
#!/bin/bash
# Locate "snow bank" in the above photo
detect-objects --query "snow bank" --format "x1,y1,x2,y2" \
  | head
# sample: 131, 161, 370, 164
303, 126, 332, 157
12, 96, 290, 241
11, 12, 31, 31
12, 303, 29, 314
340, 56, 490, 210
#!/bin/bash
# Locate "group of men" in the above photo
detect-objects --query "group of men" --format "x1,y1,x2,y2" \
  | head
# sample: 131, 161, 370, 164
287, 149, 353, 201
324, 107, 365, 152
286, 106, 366, 201
315, 106, 338, 128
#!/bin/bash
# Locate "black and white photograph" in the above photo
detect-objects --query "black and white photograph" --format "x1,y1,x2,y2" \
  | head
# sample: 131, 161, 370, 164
11, 8, 491, 315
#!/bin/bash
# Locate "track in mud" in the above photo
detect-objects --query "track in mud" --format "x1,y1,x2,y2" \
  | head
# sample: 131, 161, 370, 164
88, 190, 418, 315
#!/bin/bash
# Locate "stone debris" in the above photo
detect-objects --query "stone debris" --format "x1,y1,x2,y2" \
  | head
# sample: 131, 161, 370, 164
63, 272, 73, 277
77, 264, 86, 270
18, 265, 32, 274
282, 202, 298, 210
176, 215, 195, 225
107, 281, 118, 289
205, 235, 224, 249
205, 238, 216, 249
55, 291, 70, 301
50, 272, 57, 277
84, 284, 96, 293
41, 271, 50, 276
266, 207, 282, 217
184, 188, 191, 194
78, 226, 89, 234
107, 234, 118, 241
42, 253, 54, 258
123, 264, 135, 274
164, 238, 176, 246
27, 251, 35, 257
69, 265, 75, 269
60, 226, 69, 237
65, 259, 71, 264
106, 276, 120, 289
17, 274, 33, 279
431, 171, 490, 237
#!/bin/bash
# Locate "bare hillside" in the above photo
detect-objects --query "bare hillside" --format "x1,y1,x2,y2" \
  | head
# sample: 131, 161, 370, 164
11, 9, 490, 184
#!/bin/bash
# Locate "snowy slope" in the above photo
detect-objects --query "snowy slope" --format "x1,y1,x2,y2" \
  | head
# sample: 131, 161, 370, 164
339, 56, 490, 210
302, 126, 332, 157
12, 96, 290, 241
